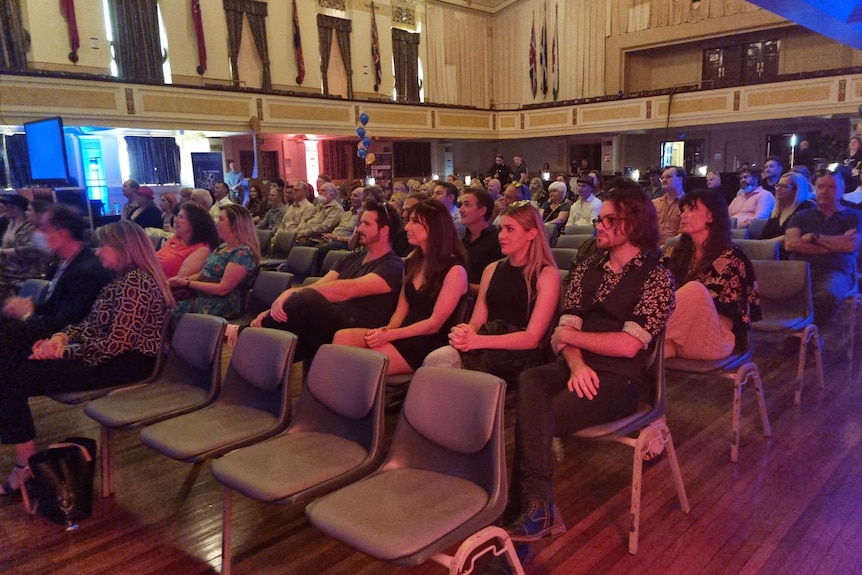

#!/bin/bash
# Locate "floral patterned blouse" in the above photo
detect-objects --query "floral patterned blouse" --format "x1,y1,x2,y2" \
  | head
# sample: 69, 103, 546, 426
176, 243, 256, 318
60, 268, 170, 367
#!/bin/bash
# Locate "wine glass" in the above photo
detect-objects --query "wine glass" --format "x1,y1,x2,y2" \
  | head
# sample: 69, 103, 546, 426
57, 482, 78, 531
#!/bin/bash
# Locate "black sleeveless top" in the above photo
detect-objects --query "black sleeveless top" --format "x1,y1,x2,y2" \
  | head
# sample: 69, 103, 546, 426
485, 259, 536, 329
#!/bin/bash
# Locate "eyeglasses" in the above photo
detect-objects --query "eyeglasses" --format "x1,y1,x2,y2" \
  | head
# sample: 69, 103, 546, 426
774, 183, 795, 190
592, 215, 625, 229
659, 175, 675, 182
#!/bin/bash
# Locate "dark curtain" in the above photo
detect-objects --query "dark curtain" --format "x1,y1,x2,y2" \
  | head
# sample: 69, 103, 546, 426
320, 140, 364, 181
392, 29, 420, 103
318, 15, 352, 98
125, 137, 181, 185
0, 0, 28, 70
108, 0, 164, 83
223, 0, 271, 91
1, 134, 30, 188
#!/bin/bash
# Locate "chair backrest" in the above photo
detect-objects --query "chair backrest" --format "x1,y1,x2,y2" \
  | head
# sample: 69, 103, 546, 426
218, 328, 297, 423
163, 313, 228, 395
563, 224, 596, 237
749, 218, 768, 240
271, 231, 296, 259
731, 228, 749, 240
732, 238, 780, 260
556, 233, 593, 250
291, 345, 388, 456
751, 259, 812, 323
256, 228, 273, 258
383, 367, 506, 498
550, 247, 578, 271
248, 270, 294, 314
283, 245, 317, 281
321, 249, 350, 275
18, 278, 51, 306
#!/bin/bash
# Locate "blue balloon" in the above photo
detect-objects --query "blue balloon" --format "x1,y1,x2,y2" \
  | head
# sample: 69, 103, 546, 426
358, 148, 367, 159
362, 136, 371, 148
356, 127, 366, 138
360, 113, 369, 125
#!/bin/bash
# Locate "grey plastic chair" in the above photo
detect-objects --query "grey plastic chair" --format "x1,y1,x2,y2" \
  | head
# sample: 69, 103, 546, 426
320, 248, 350, 275
255, 228, 272, 258
731, 228, 749, 240
751, 260, 822, 405
732, 238, 780, 261
139, 327, 297, 463
278, 245, 317, 285
83, 313, 227, 496
550, 247, 579, 271
560, 333, 690, 554
544, 222, 560, 247
258, 230, 296, 269
665, 330, 771, 462
748, 218, 768, 239
212, 345, 389, 575
307, 367, 524, 574
231, 270, 294, 325
563, 224, 596, 237
556, 233, 593, 250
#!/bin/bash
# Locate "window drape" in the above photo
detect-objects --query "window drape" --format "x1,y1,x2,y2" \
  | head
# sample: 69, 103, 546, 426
320, 140, 364, 180
223, 0, 272, 91
317, 15, 352, 98
392, 28, 420, 103
0, 0, 28, 71
1, 134, 30, 189
108, 0, 164, 83
125, 137, 181, 185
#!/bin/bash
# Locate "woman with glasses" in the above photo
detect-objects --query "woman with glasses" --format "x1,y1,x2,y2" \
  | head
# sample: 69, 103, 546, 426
761, 172, 815, 248
334, 199, 468, 375
423, 202, 560, 386
663, 189, 760, 359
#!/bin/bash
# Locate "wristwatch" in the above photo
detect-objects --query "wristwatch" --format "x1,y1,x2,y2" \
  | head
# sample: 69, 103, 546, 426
810, 232, 820, 244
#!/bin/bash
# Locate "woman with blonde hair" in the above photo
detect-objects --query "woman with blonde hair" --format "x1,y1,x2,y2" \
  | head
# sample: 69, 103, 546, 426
424, 202, 560, 386
170, 204, 259, 318
0, 221, 173, 495
761, 171, 815, 245
334, 199, 468, 375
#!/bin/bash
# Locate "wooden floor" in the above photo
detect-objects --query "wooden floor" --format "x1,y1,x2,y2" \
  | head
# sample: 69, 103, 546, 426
2, 323, 861, 575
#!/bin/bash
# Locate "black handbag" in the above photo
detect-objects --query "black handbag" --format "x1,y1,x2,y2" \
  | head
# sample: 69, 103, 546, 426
25, 437, 96, 526
459, 320, 550, 387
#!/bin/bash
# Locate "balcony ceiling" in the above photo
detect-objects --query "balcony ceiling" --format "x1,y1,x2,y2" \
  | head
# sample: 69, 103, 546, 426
746, 0, 862, 50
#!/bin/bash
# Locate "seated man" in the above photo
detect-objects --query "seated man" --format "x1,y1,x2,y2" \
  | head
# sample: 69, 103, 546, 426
785, 170, 860, 326
278, 180, 315, 233
566, 175, 603, 228
459, 188, 502, 296
502, 182, 675, 563
296, 182, 344, 245
312, 185, 362, 276
252, 201, 404, 362
256, 178, 287, 230
729, 168, 775, 228
432, 181, 466, 238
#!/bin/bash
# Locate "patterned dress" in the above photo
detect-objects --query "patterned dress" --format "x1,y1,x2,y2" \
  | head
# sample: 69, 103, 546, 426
176, 243, 256, 318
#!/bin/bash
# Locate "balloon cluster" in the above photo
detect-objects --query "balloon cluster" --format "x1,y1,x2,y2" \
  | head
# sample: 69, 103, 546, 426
356, 113, 375, 165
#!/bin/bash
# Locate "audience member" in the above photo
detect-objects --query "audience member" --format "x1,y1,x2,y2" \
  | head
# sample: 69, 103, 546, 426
705, 171, 722, 191
312, 186, 363, 275
279, 181, 315, 233
528, 177, 547, 207
190, 188, 213, 211
432, 181, 466, 238
664, 190, 760, 359
458, 188, 503, 296
0, 195, 45, 299
540, 181, 570, 229
0, 221, 173, 496
156, 202, 218, 278
513, 155, 528, 185
120, 179, 139, 220
244, 184, 268, 222
844, 136, 862, 170
761, 172, 815, 246
179, 187, 193, 205
566, 175, 603, 227
170, 204, 259, 319
296, 182, 344, 245
761, 156, 784, 194
159, 192, 179, 230
643, 166, 663, 199
129, 186, 164, 229
334, 200, 467, 375
256, 179, 287, 231
209, 181, 234, 221
225, 160, 244, 203
654, 166, 686, 243
729, 167, 775, 228
488, 153, 513, 184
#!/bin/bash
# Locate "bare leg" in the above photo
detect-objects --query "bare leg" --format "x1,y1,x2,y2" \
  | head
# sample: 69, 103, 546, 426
332, 328, 370, 347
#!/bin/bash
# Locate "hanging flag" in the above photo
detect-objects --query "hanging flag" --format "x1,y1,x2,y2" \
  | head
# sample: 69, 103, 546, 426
191, 0, 207, 74
293, 0, 305, 84
540, 6, 548, 97
529, 13, 537, 98
60, 0, 80, 63
552, 3, 559, 101
370, 1, 382, 92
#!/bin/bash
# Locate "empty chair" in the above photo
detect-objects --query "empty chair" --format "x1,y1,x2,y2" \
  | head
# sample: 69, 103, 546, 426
255, 228, 272, 258
307, 367, 523, 574
18, 278, 51, 306
749, 218, 768, 240
320, 249, 350, 275
258, 230, 296, 269
140, 328, 297, 464
563, 224, 596, 237
751, 260, 822, 405
278, 245, 317, 285
230, 270, 293, 325
732, 238, 780, 261
561, 333, 690, 554
83, 313, 227, 496
550, 247, 578, 271
556, 233, 594, 250
211, 345, 389, 575
665, 329, 771, 462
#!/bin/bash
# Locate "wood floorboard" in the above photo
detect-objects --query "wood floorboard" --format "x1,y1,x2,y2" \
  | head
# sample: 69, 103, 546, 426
1, 324, 861, 575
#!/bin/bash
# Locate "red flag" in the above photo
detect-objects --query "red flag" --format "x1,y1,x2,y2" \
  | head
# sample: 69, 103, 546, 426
191, 0, 207, 74
59, 0, 80, 63
370, 2, 382, 92
529, 14, 537, 98
293, 0, 305, 84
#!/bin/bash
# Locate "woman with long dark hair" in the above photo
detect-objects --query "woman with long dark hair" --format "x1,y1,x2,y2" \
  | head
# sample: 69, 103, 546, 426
334, 199, 468, 375
0, 221, 174, 495
156, 202, 219, 278
663, 189, 760, 359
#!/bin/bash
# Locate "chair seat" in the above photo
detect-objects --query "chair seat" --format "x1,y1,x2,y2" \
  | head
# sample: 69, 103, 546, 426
84, 384, 210, 429
307, 468, 488, 561
572, 402, 652, 440
140, 406, 278, 461
665, 348, 752, 374
753, 317, 811, 332
212, 432, 368, 502
51, 383, 146, 405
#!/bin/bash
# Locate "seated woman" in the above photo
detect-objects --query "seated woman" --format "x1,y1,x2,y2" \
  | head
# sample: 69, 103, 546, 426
0, 195, 47, 300
424, 202, 560, 386
663, 189, 761, 360
244, 184, 268, 223
761, 172, 815, 249
540, 181, 570, 229
0, 221, 174, 495
159, 191, 179, 230
333, 199, 468, 375
169, 204, 259, 319
156, 202, 219, 279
